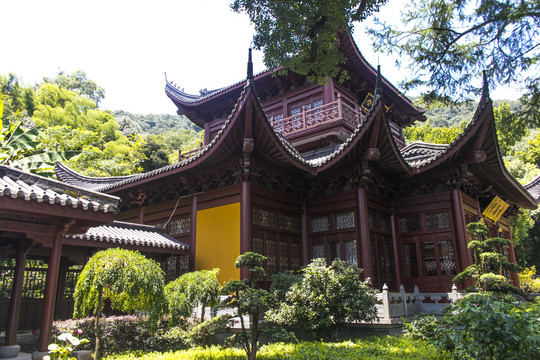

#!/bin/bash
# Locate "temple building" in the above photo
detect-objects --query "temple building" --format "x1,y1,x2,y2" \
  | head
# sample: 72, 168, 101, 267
56, 32, 538, 293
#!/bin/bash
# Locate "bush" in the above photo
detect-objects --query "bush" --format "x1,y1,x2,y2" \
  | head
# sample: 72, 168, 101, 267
53, 315, 190, 355
404, 293, 540, 360
266, 259, 377, 341
100, 337, 451, 360
519, 266, 540, 292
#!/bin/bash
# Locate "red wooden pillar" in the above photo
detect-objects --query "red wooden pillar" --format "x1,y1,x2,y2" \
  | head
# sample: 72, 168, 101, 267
240, 181, 252, 279
505, 224, 520, 286
190, 193, 198, 272
390, 214, 403, 288
301, 201, 309, 266
5, 240, 30, 345
451, 189, 472, 289
38, 233, 63, 351
356, 188, 372, 279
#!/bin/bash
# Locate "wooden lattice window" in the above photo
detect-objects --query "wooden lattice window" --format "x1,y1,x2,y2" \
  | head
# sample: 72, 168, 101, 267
400, 215, 422, 232
311, 215, 330, 233
403, 243, 419, 277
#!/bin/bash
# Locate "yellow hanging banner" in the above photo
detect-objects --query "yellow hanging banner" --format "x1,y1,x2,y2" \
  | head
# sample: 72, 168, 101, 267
482, 196, 509, 222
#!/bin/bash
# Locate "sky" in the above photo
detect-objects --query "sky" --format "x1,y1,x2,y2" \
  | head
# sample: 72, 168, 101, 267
1, 0, 520, 115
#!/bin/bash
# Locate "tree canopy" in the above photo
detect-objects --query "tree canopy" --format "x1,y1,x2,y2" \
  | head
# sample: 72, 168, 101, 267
231, 0, 387, 83
369, 0, 540, 123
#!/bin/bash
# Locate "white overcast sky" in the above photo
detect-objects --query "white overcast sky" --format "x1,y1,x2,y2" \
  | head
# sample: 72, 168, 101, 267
1, 0, 519, 115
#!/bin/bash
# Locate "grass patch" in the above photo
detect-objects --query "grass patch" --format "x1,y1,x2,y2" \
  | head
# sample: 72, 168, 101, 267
102, 336, 451, 360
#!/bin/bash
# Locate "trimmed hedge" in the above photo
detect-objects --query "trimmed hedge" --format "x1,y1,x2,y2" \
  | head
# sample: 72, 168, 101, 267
101, 336, 451, 360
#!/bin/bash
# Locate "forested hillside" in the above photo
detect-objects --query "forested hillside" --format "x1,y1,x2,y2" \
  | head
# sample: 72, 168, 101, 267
0, 71, 203, 177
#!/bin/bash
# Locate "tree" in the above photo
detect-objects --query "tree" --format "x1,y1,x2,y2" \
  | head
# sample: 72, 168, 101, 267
165, 268, 220, 323
231, 0, 387, 83
266, 258, 377, 341
43, 70, 105, 105
369, 0, 540, 123
453, 222, 521, 292
137, 134, 170, 172
73, 248, 166, 359
220, 252, 272, 360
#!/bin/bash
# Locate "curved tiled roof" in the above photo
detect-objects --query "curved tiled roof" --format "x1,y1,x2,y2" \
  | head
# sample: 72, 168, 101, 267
524, 175, 540, 201
165, 69, 270, 105
401, 141, 449, 167
64, 221, 189, 251
0, 164, 119, 213
55, 162, 139, 191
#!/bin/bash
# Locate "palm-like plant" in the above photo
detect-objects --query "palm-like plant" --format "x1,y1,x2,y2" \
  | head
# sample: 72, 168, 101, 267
0, 121, 79, 177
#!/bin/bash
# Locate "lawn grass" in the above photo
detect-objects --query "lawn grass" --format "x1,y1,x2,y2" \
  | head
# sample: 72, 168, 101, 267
102, 336, 451, 360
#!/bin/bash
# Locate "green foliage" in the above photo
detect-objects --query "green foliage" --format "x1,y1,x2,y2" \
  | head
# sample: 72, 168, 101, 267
369, 0, 540, 124
403, 120, 466, 145
454, 222, 522, 293
74, 248, 166, 319
54, 315, 190, 356
221, 252, 271, 360
43, 70, 105, 105
269, 270, 301, 303
138, 134, 171, 172
74, 248, 166, 359
112, 110, 200, 134
408, 294, 540, 360
519, 266, 540, 293
165, 269, 220, 323
266, 258, 377, 341
232, 0, 387, 84
100, 336, 451, 360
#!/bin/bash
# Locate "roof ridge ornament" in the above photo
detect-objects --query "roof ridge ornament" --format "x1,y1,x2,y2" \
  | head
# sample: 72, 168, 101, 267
247, 48, 254, 80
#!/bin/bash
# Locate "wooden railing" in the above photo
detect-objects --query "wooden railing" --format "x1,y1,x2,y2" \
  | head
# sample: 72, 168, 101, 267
271, 95, 365, 136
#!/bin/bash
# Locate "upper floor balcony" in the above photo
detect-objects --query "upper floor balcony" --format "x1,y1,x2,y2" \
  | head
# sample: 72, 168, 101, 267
270, 94, 366, 137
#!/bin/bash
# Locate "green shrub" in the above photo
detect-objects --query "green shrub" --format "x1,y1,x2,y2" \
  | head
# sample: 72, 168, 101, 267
53, 315, 190, 356
404, 293, 540, 360
266, 259, 377, 341
519, 266, 540, 292
100, 337, 451, 360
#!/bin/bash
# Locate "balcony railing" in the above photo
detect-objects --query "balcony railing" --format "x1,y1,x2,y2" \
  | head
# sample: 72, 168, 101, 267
270, 95, 365, 136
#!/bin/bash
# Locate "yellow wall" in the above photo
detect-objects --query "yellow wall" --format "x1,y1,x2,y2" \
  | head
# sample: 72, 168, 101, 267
195, 202, 240, 283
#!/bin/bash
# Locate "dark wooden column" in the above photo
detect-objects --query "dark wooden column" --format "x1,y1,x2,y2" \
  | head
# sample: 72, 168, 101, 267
190, 193, 197, 272
356, 188, 372, 279
301, 201, 309, 266
39, 233, 63, 351
240, 181, 252, 279
390, 214, 403, 288
5, 240, 32, 345
451, 189, 471, 289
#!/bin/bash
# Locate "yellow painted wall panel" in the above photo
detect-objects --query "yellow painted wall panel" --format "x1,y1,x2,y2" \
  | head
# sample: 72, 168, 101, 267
195, 202, 240, 283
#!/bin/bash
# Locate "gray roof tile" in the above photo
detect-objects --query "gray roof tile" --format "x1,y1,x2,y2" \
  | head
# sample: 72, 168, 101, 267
0, 164, 119, 213
65, 221, 190, 251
